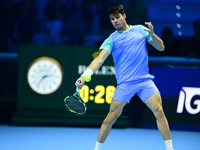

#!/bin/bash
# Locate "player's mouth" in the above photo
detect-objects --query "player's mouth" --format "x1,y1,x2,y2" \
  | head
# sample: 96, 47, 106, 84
115, 24, 119, 27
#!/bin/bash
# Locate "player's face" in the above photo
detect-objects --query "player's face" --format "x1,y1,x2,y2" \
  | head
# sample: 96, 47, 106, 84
109, 13, 127, 31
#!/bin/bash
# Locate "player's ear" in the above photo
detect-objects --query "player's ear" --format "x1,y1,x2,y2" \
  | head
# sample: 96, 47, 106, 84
123, 13, 126, 19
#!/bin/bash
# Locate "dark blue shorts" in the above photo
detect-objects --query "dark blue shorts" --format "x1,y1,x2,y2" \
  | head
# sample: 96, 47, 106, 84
113, 80, 159, 103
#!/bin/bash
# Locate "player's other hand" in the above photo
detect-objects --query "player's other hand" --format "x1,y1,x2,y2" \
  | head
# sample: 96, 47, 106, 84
75, 76, 85, 89
144, 22, 155, 36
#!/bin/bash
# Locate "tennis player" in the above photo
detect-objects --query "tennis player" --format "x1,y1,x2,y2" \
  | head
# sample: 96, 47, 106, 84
75, 4, 174, 150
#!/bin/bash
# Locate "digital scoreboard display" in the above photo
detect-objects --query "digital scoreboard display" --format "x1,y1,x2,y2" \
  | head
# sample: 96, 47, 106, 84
80, 84, 115, 104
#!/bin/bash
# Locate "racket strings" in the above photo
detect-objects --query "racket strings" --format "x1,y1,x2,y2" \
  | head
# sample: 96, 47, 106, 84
65, 96, 86, 113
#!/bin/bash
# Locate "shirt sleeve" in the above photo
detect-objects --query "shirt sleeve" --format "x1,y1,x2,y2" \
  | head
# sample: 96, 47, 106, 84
99, 35, 113, 54
139, 25, 152, 42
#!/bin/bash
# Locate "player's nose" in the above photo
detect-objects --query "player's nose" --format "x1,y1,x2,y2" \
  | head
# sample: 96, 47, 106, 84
114, 19, 118, 22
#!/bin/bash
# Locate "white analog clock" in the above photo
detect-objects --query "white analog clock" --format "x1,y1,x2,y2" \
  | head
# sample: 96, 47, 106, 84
27, 57, 64, 95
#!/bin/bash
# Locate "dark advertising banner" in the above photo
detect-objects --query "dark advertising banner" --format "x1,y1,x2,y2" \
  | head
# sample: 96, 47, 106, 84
143, 67, 200, 127
12, 45, 128, 127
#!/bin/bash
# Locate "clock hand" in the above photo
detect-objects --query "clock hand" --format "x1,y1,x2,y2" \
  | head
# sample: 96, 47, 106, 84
46, 74, 54, 77
37, 75, 48, 87
36, 74, 55, 87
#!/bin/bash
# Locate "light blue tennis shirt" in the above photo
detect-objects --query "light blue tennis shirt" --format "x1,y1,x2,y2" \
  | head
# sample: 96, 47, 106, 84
100, 25, 155, 85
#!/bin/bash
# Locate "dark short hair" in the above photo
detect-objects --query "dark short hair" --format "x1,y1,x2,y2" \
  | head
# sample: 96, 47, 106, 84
107, 4, 125, 15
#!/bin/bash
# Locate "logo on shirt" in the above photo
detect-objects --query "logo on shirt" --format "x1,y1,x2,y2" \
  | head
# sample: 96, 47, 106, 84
177, 87, 200, 115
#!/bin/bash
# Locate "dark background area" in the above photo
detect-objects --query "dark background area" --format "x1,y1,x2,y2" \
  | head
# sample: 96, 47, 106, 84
0, 0, 200, 58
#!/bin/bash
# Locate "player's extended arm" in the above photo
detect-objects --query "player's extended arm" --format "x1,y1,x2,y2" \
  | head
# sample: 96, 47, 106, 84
149, 34, 165, 51
88, 49, 110, 73
144, 22, 165, 51
75, 49, 110, 87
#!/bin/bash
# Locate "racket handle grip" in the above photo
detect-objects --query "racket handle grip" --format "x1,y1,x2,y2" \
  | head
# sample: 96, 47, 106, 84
76, 80, 81, 93
76, 86, 80, 93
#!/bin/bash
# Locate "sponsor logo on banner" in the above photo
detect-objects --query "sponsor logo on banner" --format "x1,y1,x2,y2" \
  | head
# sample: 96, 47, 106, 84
177, 87, 200, 115
78, 65, 115, 75
92, 51, 100, 59
78, 51, 115, 75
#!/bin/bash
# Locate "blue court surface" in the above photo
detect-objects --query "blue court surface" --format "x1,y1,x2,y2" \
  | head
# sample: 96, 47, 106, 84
0, 125, 200, 150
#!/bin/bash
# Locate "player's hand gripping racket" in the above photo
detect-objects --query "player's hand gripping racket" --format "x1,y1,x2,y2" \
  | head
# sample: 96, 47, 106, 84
64, 80, 87, 115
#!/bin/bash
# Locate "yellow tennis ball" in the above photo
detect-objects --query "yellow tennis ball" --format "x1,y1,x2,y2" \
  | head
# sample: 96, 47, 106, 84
84, 75, 91, 82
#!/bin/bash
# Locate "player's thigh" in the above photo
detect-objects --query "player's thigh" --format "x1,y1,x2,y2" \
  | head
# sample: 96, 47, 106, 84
108, 100, 126, 117
144, 93, 162, 113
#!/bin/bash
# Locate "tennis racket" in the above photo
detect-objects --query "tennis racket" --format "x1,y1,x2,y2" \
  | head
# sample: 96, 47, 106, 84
64, 81, 87, 115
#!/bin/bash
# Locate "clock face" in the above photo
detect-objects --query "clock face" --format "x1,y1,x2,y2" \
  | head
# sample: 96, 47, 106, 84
27, 57, 63, 95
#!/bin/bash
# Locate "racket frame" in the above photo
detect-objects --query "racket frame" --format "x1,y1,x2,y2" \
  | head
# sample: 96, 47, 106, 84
64, 92, 87, 115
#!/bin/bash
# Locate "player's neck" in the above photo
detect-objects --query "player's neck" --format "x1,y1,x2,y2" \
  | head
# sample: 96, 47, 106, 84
118, 24, 130, 31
